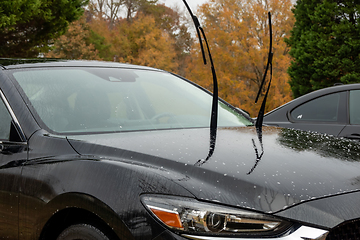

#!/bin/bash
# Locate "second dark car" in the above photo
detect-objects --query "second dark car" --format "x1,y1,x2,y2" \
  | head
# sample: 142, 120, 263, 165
263, 83, 360, 140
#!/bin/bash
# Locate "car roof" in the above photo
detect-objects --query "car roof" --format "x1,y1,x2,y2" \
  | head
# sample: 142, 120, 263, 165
265, 83, 360, 115
0, 58, 160, 71
291, 83, 360, 104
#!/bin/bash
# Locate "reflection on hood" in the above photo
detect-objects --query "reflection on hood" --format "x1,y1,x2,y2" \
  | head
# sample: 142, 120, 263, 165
278, 128, 360, 162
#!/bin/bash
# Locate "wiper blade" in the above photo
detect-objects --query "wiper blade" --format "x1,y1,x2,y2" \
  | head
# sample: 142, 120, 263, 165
182, 0, 218, 163
255, 12, 273, 132
182, 1, 207, 65
246, 12, 273, 175
182, 0, 218, 133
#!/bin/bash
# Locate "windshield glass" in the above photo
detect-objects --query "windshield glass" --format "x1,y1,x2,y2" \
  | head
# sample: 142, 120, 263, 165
12, 67, 252, 133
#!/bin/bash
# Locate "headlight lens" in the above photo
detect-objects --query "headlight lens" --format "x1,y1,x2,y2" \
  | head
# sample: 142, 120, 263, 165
141, 195, 292, 236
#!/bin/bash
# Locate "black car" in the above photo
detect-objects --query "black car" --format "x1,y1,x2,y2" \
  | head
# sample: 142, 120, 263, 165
0, 58, 359, 240
263, 83, 360, 140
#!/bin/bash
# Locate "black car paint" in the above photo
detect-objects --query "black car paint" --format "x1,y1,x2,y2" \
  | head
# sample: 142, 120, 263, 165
0, 60, 360, 239
15, 128, 191, 239
16, 125, 360, 238
263, 84, 360, 139
67, 127, 360, 227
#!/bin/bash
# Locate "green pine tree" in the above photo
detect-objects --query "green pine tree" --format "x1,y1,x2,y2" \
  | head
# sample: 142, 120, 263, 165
0, 0, 87, 57
287, 0, 360, 98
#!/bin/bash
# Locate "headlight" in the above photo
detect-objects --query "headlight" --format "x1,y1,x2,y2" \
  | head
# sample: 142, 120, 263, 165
141, 195, 292, 237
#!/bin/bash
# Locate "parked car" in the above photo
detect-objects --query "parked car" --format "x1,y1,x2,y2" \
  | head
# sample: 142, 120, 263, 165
263, 83, 360, 140
0, 58, 359, 240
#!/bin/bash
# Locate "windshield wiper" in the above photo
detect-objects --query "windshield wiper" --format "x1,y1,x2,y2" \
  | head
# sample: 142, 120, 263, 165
182, 0, 218, 134
255, 12, 273, 133
247, 12, 273, 174
182, 0, 218, 163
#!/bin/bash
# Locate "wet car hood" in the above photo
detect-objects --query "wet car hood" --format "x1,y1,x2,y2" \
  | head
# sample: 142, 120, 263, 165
67, 126, 360, 227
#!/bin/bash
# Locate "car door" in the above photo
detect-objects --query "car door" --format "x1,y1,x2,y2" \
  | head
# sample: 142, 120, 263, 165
0, 91, 27, 239
285, 91, 347, 136
338, 89, 360, 140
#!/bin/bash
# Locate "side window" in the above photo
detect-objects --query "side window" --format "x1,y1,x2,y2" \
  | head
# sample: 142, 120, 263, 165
0, 98, 12, 140
349, 90, 360, 124
290, 93, 341, 122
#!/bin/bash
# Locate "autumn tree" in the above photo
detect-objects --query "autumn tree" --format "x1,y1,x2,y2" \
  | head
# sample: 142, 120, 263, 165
185, 0, 294, 116
46, 15, 105, 60
85, 1, 192, 74
95, 0, 122, 25
104, 14, 179, 71
88, 0, 157, 23
49, 0, 192, 73
0, 0, 87, 57
287, 0, 360, 98
139, 3, 193, 75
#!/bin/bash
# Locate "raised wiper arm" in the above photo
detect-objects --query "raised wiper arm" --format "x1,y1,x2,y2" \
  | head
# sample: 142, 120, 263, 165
182, 1, 207, 65
182, 0, 219, 163
255, 12, 273, 132
246, 12, 273, 175
182, 0, 218, 134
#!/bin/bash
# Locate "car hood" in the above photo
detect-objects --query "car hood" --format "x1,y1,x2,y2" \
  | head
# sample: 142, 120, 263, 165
67, 126, 360, 227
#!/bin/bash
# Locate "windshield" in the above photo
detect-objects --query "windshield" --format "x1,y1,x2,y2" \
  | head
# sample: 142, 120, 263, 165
12, 67, 252, 133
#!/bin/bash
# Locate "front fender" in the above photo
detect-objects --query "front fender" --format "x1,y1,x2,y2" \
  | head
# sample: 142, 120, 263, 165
19, 157, 194, 239
36, 192, 134, 240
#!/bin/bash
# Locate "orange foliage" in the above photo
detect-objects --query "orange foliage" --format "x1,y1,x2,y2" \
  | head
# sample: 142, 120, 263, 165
46, 16, 102, 60
88, 13, 179, 72
184, 0, 294, 117
48, 3, 190, 74
118, 14, 179, 72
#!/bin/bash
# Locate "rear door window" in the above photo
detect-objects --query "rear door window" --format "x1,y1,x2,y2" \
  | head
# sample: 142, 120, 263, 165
290, 93, 341, 122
